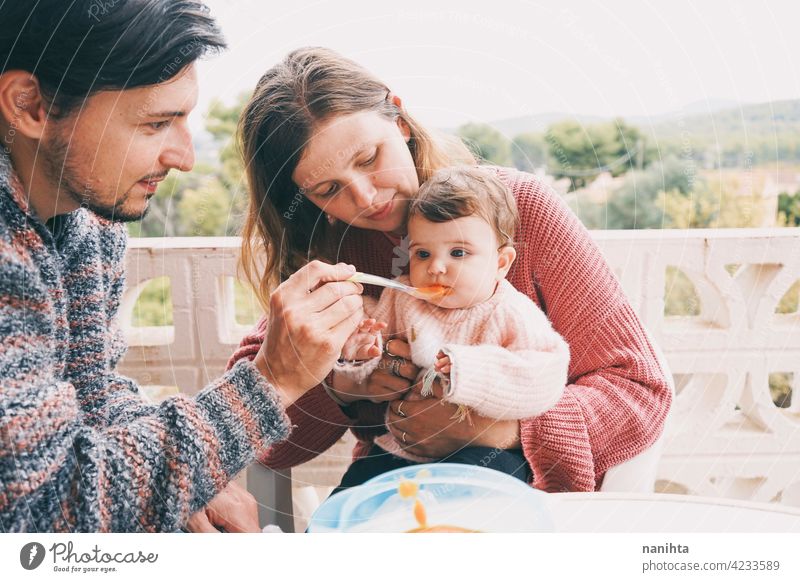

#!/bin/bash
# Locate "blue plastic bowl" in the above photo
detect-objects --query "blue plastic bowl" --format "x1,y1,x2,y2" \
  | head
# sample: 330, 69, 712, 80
308, 463, 554, 533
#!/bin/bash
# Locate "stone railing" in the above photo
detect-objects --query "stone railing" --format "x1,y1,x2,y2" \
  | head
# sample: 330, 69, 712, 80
596, 228, 800, 504
118, 230, 800, 519
119, 237, 249, 392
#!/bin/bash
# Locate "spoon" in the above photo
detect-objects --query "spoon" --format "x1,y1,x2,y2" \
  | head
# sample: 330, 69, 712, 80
347, 272, 453, 300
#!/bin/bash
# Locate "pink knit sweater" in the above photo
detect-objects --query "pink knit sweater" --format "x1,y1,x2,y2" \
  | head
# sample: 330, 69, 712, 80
336, 276, 569, 461
228, 167, 673, 492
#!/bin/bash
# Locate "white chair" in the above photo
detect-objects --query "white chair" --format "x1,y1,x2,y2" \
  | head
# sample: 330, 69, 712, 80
248, 464, 296, 532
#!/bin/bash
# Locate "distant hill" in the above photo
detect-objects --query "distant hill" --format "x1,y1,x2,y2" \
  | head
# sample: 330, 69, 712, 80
649, 99, 800, 140
648, 99, 800, 166
478, 112, 607, 138
472, 98, 800, 166
477, 98, 799, 140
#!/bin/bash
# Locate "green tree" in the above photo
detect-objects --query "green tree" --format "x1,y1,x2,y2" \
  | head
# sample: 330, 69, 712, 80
544, 120, 616, 190
604, 156, 693, 229
659, 175, 764, 229
177, 177, 233, 236
511, 132, 547, 172
777, 190, 800, 226
199, 93, 250, 232
607, 118, 648, 176
544, 118, 649, 190
206, 93, 250, 191
456, 122, 512, 166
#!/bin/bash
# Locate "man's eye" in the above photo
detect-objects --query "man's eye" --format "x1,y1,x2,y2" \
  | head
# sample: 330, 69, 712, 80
451, 249, 467, 258
147, 121, 170, 130
415, 250, 430, 259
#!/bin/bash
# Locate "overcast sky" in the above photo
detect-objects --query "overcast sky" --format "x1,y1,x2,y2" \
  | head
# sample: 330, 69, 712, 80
192, 0, 800, 134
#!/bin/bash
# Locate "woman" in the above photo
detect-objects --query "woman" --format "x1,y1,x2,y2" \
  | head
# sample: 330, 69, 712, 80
229, 47, 672, 493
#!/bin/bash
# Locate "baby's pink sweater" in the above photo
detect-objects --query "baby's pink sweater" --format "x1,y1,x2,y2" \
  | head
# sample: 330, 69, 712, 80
335, 276, 569, 461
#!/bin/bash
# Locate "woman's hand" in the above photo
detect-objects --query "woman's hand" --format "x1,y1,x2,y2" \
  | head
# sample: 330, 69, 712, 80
385, 378, 521, 458
185, 482, 260, 533
330, 338, 420, 405
253, 261, 364, 406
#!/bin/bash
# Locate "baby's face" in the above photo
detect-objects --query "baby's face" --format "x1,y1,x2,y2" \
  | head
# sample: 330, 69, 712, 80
408, 214, 506, 309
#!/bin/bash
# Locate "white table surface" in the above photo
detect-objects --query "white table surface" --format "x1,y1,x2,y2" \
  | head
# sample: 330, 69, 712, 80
548, 493, 800, 532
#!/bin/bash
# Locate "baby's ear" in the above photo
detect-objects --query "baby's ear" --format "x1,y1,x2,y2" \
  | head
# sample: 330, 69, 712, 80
497, 246, 517, 278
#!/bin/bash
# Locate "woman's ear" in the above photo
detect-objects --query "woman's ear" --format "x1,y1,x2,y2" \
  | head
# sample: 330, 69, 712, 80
497, 245, 517, 278
396, 115, 412, 143
0, 72, 48, 141
389, 93, 411, 142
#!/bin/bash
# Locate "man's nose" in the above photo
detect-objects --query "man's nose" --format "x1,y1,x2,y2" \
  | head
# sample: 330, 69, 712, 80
160, 126, 195, 172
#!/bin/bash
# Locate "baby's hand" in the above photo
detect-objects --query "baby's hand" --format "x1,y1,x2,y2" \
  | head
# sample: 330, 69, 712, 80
434, 351, 451, 375
341, 319, 387, 360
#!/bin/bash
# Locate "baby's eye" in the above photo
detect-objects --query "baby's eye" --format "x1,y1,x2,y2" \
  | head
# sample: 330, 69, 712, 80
450, 249, 468, 258
415, 250, 430, 259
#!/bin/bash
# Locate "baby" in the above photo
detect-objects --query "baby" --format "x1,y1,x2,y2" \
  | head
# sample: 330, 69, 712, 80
334, 166, 570, 464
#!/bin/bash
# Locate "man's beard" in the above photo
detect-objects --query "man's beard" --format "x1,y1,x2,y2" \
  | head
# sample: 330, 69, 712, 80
41, 133, 151, 223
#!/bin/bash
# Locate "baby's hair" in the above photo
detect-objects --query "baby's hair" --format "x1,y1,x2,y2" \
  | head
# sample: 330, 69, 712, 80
409, 166, 519, 247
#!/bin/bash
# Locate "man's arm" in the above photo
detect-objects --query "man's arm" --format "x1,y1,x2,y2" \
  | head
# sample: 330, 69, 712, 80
0, 247, 291, 532
0, 350, 290, 532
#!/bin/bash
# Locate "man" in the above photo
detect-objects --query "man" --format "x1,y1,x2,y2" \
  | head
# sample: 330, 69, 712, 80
0, 1, 363, 532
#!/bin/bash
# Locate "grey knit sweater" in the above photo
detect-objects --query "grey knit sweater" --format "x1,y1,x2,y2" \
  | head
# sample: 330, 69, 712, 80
0, 149, 290, 532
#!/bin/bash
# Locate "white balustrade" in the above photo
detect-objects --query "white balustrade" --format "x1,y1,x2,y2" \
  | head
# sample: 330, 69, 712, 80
119, 230, 800, 509
119, 237, 250, 393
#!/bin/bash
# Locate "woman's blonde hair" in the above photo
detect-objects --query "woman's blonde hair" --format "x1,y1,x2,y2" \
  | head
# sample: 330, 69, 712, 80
238, 47, 474, 309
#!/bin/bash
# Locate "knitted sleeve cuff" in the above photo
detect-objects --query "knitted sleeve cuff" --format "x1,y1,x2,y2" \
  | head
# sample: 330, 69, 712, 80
333, 356, 381, 384
194, 359, 292, 478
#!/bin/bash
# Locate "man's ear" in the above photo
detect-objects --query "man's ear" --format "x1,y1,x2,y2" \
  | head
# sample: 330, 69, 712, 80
0, 72, 48, 140
497, 245, 517, 278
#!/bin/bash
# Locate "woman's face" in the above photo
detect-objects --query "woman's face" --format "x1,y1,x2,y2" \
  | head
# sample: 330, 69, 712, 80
292, 111, 420, 235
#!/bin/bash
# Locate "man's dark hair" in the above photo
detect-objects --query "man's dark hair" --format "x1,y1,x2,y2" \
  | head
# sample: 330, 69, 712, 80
0, 0, 226, 117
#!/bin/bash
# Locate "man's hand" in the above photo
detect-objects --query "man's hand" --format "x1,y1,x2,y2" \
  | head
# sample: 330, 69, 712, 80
253, 261, 364, 406
185, 482, 260, 533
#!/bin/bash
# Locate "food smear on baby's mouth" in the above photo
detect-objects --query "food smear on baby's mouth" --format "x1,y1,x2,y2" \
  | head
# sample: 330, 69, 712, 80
416, 284, 453, 299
